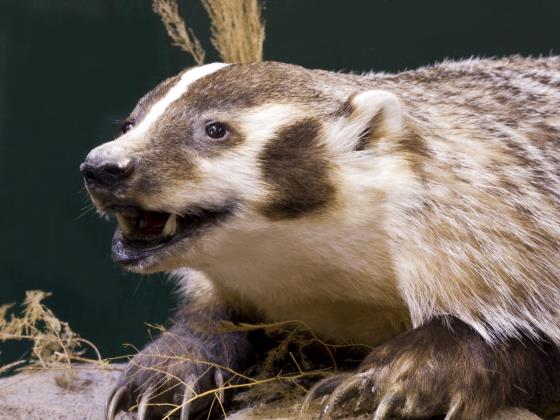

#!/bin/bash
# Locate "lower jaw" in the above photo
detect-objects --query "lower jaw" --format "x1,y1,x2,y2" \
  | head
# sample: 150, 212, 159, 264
111, 228, 186, 270
112, 230, 152, 267
110, 204, 235, 270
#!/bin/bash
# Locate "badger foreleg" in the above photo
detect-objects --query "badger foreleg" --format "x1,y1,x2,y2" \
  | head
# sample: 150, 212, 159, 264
106, 292, 252, 420
303, 317, 560, 419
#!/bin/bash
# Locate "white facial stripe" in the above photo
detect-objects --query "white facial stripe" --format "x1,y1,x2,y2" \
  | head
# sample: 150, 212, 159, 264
132, 62, 230, 136
86, 63, 229, 165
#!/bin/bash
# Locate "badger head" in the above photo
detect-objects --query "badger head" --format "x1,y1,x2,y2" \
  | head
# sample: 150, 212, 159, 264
81, 62, 405, 275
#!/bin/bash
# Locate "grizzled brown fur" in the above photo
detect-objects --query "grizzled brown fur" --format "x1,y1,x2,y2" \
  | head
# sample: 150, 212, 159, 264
83, 57, 560, 419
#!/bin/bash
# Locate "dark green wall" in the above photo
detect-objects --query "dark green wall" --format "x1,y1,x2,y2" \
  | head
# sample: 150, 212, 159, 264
1, 0, 559, 364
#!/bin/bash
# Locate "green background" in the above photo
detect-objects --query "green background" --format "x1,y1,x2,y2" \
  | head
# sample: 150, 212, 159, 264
1, 0, 559, 364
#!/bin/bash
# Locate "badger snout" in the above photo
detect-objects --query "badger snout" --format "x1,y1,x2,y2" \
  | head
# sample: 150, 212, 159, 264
80, 153, 136, 206
80, 159, 134, 188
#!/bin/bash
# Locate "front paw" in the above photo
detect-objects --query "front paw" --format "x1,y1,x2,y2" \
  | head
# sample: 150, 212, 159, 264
302, 364, 454, 420
302, 320, 504, 419
106, 334, 228, 420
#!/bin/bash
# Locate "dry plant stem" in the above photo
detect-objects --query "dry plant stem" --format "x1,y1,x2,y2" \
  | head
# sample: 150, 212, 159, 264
124, 350, 332, 419
153, 0, 206, 65
219, 319, 374, 373
162, 369, 322, 419
0, 360, 25, 375
0, 290, 103, 372
201, 0, 265, 63
125, 320, 363, 418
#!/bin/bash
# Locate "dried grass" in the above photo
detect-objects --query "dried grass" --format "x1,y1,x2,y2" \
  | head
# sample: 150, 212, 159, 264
114, 320, 371, 419
152, 0, 265, 64
0, 293, 360, 416
152, 0, 206, 65
0, 290, 104, 375
201, 0, 265, 63
118, 350, 320, 419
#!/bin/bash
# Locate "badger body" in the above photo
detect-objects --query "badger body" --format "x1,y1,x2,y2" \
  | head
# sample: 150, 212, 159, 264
82, 57, 560, 419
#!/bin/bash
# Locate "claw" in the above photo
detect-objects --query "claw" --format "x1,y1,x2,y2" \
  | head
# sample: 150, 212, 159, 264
445, 396, 463, 420
299, 374, 348, 418
106, 385, 128, 420
180, 379, 197, 420
214, 370, 225, 405
320, 373, 370, 419
372, 392, 394, 420
137, 386, 154, 420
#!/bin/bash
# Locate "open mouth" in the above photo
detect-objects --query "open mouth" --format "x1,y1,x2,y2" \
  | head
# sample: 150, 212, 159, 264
107, 204, 233, 266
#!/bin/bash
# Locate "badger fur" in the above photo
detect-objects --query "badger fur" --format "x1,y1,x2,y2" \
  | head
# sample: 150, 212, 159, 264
81, 56, 560, 419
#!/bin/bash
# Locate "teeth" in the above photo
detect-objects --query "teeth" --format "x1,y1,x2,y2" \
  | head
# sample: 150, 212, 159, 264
115, 214, 132, 235
162, 214, 177, 237
121, 208, 139, 218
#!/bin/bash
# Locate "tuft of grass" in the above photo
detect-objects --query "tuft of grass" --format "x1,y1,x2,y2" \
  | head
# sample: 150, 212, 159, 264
201, 0, 265, 63
152, 0, 206, 65
152, 0, 265, 64
0, 290, 104, 375
112, 320, 371, 419
0, 292, 365, 417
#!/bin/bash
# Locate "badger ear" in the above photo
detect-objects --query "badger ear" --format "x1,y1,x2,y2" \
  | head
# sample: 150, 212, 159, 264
334, 90, 404, 151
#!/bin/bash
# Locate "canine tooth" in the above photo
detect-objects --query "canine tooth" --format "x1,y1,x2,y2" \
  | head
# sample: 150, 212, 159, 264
115, 214, 132, 235
162, 214, 177, 237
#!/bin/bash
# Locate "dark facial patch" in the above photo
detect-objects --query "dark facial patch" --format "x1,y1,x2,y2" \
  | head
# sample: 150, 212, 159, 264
259, 118, 336, 220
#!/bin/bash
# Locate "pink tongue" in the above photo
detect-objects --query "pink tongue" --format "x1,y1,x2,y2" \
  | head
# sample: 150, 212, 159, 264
139, 212, 168, 235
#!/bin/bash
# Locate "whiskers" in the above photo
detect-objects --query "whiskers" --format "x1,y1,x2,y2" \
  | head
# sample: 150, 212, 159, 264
74, 203, 96, 221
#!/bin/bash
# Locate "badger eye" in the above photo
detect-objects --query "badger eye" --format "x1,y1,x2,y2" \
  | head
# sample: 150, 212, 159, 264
121, 120, 134, 134
205, 122, 228, 139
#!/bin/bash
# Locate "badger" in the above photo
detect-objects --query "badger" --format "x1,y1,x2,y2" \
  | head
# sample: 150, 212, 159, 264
81, 57, 560, 419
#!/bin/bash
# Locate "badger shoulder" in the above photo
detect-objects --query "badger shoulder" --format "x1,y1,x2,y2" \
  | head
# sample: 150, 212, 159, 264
229, 57, 560, 344
171, 57, 560, 345
358, 56, 560, 344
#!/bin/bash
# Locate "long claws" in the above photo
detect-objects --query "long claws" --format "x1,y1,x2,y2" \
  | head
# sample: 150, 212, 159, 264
180, 377, 197, 420
214, 370, 225, 405
372, 392, 394, 420
299, 374, 348, 418
137, 386, 154, 420
445, 396, 462, 420
353, 373, 375, 412
320, 373, 370, 419
106, 385, 128, 420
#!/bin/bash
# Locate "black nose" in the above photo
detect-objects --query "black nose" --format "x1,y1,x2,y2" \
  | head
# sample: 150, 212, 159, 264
80, 160, 134, 188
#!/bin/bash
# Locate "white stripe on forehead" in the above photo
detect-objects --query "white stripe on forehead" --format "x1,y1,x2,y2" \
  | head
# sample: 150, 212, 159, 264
132, 62, 230, 137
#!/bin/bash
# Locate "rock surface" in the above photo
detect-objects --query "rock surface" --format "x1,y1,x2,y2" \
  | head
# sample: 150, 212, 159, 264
0, 364, 132, 420
0, 364, 547, 419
